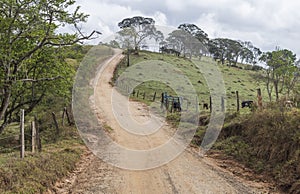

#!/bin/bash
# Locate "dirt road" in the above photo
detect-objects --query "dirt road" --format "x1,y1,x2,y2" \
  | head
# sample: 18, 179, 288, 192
52, 49, 274, 194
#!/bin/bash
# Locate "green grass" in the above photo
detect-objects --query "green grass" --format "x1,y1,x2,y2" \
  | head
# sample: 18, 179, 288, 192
0, 45, 114, 193
0, 126, 84, 194
212, 109, 300, 193
113, 51, 268, 114
111, 50, 300, 193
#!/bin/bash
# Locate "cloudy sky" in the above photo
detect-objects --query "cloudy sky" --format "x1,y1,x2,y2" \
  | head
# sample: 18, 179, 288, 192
73, 0, 300, 57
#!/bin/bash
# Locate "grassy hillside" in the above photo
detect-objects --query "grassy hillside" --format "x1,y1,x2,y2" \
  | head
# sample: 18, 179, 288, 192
113, 50, 300, 193
113, 50, 267, 113
213, 109, 300, 193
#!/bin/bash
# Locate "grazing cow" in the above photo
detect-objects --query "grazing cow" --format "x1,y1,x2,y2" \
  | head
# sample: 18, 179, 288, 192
203, 103, 209, 110
173, 101, 182, 112
241, 100, 253, 108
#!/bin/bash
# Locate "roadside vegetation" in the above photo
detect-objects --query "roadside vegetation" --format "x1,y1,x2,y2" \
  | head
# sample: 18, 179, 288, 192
1, 2, 300, 192
113, 50, 268, 112
213, 108, 300, 193
112, 49, 300, 193
0, 44, 96, 193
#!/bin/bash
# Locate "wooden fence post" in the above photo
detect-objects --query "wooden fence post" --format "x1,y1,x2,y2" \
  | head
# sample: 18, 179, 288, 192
166, 98, 169, 112
161, 93, 164, 109
236, 91, 240, 112
65, 108, 72, 126
143, 92, 146, 100
137, 90, 140, 98
209, 96, 212, 113
20, 109, 25, 159
35, 116, 42, 152
52, 112, 60, 138
153, 92, 156, 102
257, 88, 263, 109
31, 121, 36, 153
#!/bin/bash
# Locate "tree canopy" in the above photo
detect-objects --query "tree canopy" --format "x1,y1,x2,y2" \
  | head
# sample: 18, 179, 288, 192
178, 23, 209, 45
260, 49, 298, 101
117, 16, 163, 54
208, 38, 261, 66
0, 0, 97, 133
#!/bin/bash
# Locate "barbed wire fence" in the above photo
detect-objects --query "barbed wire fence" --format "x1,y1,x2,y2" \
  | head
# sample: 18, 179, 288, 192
0, 107, 73, 159
115, 76, 266, 114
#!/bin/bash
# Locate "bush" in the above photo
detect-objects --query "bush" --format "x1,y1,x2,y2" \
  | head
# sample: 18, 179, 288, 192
212, 109, 300, 193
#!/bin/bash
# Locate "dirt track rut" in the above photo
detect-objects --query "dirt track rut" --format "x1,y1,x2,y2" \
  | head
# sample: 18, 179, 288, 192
51, 49, 274, 194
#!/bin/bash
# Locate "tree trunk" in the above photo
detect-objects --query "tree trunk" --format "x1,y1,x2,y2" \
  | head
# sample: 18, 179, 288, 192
0, 86, 11, 122
134, 46, 138, 54
274, 80, 279, 101
234, 55, 239, 65
266, 74, 272, 102
0, 122, 8, 134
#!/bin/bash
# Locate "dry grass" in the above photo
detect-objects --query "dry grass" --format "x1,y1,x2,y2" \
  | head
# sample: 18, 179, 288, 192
213, 108, 300, 193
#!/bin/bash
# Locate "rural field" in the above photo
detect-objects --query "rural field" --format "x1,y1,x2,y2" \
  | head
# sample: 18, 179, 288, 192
1, 1, 300, 194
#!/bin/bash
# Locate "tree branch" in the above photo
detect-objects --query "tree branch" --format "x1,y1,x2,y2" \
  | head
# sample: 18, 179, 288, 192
18, 76, 63, 82
45, 30, 98, 46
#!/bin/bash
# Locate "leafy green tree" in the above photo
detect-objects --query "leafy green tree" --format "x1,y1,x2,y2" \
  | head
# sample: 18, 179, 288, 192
0, 0, 98, 133
260, 49, 297, 101
239, 41, 262, 65
208, 38, 243, 65
166, 30, 188, 56
117, 16, 164, 54
260, 52, 274, 101
209, 38, 260, 66
178, 23, 209, 46
208, 39, 227, 64
165, 29, 206, 59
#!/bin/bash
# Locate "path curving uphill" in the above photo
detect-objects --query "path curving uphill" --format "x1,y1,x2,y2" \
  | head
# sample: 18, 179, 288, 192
52, 49, 273, 194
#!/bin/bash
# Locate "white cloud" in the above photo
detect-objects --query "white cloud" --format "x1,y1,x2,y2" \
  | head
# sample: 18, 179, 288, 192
195, 13, 221, 38
68, 0, 300, 57
165, 0, 186, 11
152, 12, 168, 26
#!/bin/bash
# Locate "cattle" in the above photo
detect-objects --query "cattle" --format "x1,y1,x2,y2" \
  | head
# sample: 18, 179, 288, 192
161, 92, 183, 112
173, 101, 182, 112
203, 103, 209, 110
241, 100, 253, 108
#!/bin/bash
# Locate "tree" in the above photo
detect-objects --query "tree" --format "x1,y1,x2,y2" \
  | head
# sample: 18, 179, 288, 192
208, 38, 243, 65
165, 29, 205, 59
260, 52, 274, 101
178, 23, 209, 46
166, 30, 188, 56
0, 0, 98, 133
239, 41, 262, 65
178, 23, 209, 57
260, 49, 297, 101
209, 38, 260, 66
208, 39, 227, 64
117, 16, 164, 54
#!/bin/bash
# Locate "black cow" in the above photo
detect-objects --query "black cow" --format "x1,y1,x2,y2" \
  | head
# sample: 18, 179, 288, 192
241, 100, 253, 108
173, 101, 182, 112
203, 103, 209, 110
